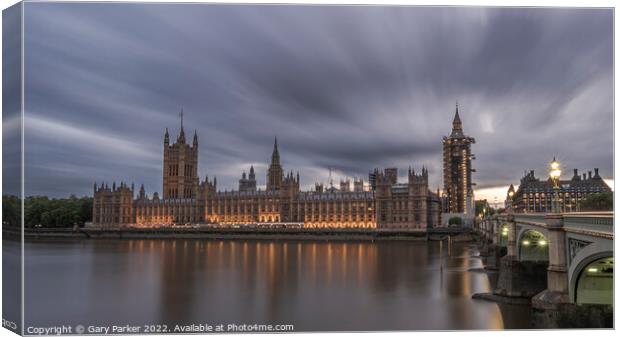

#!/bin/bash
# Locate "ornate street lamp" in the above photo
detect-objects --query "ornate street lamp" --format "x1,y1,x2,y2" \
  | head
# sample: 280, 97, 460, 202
549, 157, 562, 213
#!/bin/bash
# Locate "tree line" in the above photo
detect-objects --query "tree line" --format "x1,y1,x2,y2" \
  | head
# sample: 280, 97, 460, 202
578, 191, 613, 211
2, 195, 93, 228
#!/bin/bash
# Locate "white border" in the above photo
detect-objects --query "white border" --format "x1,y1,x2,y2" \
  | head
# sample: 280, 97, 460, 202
0, 2, 617, 337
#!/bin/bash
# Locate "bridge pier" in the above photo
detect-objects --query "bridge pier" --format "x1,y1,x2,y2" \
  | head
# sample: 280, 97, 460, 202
484, 245, 501, 271
494, 215, 520, 297
533, 214, 569, 302
531, 214, 572, 327
494, 215, 547, 298
477, 218, 491, 257
484, 219, 501, 270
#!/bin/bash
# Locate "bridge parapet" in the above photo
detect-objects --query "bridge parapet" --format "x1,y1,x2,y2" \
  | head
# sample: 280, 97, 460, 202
496, 212, 613, 237
562, 212, 613, 237
513, 214, 548, 227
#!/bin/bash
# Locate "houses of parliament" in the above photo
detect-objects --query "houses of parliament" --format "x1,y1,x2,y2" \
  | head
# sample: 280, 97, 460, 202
93, 117, 446, 230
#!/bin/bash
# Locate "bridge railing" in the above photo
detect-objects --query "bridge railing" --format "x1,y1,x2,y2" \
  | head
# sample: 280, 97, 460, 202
513, 214, 548, 227
493, 213, 548, 227
562, 212, 613, 236
493, 212, 613, 237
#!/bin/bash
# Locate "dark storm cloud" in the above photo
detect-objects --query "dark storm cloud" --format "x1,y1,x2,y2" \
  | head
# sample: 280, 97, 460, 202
2, 3, 22, 197
20, 3, 613, 197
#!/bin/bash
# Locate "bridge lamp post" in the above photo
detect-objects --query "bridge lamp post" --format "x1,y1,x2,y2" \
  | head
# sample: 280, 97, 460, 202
507, 190, 515, 212
549, 157, 562, 213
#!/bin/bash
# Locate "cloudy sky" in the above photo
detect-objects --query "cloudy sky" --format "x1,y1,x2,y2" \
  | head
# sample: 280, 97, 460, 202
18, 3, 613, 203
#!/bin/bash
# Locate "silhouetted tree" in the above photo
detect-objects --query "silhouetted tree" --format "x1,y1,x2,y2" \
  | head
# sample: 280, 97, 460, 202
579, 192, 613, 211
2, 195, 20, 227
20, 196, 93, 228
448, 216, 463, 226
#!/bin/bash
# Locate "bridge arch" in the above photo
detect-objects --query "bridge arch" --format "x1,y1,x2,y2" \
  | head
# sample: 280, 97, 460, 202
498, 223, 509, 247
571, 253, 613, 305
517, 229, 549, 262
568, 238, 613, 304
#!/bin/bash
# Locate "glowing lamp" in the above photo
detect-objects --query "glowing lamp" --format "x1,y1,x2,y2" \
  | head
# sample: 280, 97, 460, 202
549, 158, 562, 180
550, 160, 560, 170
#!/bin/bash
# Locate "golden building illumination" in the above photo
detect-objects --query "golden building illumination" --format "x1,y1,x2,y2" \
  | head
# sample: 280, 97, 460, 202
93, 118, 441, 229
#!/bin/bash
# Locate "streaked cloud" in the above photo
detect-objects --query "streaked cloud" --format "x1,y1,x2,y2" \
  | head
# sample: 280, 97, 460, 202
20, 3, 613, 200
26, 115, 160, 161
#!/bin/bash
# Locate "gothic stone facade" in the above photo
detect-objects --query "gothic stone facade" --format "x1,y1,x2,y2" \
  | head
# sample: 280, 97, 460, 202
442, 104, 475, 214
93, 124, 441, 229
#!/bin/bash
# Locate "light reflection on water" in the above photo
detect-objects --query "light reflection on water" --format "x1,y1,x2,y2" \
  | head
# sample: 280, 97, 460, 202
23, 239, 531, 331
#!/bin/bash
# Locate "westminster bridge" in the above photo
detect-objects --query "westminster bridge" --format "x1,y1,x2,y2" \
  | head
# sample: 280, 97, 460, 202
476, 212, 613, 327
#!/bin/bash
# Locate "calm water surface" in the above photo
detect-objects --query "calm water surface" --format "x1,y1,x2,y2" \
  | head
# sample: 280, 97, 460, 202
23, 239, 531, 331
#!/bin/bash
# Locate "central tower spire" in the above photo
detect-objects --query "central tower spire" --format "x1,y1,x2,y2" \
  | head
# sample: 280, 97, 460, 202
180, 108, 184, 129
271, 136, 280, 164
178, 108, 185, 143
267, 136, 284, 191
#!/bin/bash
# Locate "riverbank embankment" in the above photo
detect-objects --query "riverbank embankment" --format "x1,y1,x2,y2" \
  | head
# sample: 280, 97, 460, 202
4, 227, 475, 242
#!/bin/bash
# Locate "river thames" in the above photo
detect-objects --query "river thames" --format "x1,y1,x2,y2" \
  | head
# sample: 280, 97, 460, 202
22, 239, 532, 331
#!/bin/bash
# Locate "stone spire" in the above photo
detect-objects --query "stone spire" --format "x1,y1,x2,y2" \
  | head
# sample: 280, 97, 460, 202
249, 165, 256, 180
271, 136, 280, 164
193, 130, 198, 147
164, 128, 170, 145
177, 108, 185, 143
267, 137, 283, 191
450, 102, 464, 137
